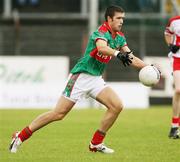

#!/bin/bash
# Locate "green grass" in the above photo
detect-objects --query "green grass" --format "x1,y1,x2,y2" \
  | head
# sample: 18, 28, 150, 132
0, 106, 179, 162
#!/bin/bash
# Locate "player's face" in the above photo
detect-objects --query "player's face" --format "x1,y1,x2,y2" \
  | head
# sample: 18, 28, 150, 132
109, 12, 125, 32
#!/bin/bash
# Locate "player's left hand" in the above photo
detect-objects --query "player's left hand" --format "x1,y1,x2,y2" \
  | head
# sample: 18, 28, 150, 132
169, 44, 179, 53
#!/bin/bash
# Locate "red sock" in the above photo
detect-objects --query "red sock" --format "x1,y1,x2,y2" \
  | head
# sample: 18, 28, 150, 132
171, 117, 179, 128
18, 126, 33, 142
91, 130, 106, 145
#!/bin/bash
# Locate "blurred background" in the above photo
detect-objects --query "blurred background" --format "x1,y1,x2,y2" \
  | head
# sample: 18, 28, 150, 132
0, 0, 180, 109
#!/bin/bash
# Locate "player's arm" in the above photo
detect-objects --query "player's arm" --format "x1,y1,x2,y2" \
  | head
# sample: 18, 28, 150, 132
121, 46, 147, 69
164, 33, 172, 46
164, 31, 179, 53
96, 39, 116, 56
96, 39, 133, 66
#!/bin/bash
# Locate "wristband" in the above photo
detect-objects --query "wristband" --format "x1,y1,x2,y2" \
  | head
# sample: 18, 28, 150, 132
113, 51, 120, 57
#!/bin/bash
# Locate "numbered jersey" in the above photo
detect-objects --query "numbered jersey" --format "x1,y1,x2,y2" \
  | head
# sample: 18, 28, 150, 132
165, 16, 180, 58
71, 22, 127, 76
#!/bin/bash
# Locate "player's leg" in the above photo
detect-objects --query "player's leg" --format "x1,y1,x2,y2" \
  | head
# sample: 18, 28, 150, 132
169, 70, 180, 139
9, 96, 75, 153
96, 86, 123, 132
89, 86, 123, 153
172, 70, 180, 119
9, 73, 82, 153
29, 96, 75, 132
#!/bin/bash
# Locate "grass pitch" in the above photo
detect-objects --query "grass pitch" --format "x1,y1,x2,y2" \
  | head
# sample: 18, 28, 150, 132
0, 106, 179, 162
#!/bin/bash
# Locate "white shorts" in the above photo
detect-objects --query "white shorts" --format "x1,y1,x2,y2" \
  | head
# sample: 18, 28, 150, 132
62, 73, 108, 102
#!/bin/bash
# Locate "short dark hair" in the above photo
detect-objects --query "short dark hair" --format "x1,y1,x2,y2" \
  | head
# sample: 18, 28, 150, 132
105, 5, 125, 21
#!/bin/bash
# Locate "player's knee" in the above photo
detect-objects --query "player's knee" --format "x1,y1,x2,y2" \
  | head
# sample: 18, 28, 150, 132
116, 102, 123, 113
51, 111, 66, 121
111, 101, 123, 114
175, 88, 180, 96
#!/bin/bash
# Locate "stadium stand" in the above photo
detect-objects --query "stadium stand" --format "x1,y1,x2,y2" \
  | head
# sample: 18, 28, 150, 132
0, 0, 171, 82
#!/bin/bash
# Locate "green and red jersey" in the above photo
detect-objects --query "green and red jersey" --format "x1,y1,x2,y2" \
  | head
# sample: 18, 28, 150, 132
71, 22, 127, 76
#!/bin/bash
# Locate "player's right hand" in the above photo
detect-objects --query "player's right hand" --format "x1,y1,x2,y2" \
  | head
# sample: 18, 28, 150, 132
169, 44, 179, 53
116, 52, 133, 67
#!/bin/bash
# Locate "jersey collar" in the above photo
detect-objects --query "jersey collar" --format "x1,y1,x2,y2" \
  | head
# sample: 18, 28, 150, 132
103, 21, 117, 39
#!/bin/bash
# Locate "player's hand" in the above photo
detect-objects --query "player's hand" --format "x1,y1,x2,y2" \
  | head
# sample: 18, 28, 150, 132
169, 44, 179, 53
116, 51, 133, 67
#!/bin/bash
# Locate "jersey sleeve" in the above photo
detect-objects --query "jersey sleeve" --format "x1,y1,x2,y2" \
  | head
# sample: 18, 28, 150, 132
120, 37, 127, 47
91, 30, 108, 43
117, 33, 127, 48
165, 19, 174, 35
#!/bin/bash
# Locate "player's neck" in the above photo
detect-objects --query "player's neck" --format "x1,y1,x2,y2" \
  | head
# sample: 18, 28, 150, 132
106, 22, 116, 37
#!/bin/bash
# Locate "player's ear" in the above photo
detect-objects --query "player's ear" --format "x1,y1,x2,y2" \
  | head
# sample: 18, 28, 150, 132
107, 16, 113, 22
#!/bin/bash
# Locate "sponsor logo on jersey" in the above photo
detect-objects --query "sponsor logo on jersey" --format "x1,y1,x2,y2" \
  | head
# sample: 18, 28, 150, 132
90, 48, 112, 63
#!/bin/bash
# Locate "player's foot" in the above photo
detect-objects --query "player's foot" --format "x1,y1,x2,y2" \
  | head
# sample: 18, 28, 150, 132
89, 142, 114, 154
9, 132, 22, 153
168, 127, 180, 139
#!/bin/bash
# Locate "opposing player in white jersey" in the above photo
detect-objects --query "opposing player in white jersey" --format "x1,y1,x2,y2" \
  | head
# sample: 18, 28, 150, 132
164, 16, 180, 139
9, 5, 152, 154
